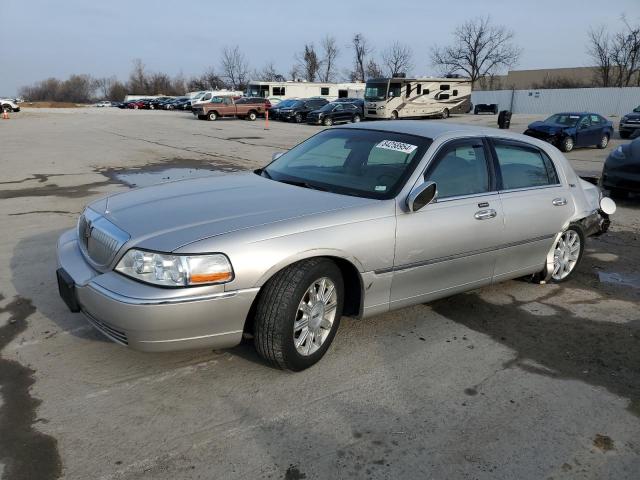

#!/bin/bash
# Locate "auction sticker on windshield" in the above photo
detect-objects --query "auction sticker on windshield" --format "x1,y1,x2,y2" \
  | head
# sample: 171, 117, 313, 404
375, 140, 418, 154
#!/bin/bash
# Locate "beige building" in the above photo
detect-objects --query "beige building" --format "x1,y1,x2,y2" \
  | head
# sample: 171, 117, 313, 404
477, 66, 640, 91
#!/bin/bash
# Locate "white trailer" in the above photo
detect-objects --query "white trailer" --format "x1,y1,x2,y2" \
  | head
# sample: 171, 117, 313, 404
191, 89, 243, 106
246, 81, 365, 102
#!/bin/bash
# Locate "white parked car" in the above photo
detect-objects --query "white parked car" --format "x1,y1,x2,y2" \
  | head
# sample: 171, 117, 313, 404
95, 101, 113, 108
1, 98, 20, 112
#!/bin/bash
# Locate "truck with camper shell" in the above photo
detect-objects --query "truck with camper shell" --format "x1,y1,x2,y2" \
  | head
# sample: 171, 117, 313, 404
364, 76, 472, 120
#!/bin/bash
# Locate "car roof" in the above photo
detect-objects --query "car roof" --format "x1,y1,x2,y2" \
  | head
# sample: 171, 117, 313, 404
339, 120, 528, 140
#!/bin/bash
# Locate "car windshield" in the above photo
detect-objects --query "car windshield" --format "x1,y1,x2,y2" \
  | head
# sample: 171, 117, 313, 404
634, 106, 640, 113
276, 99, 296, 108
318, 103, 337, 112
263, 128, 432, 199
545, 114, 581, 126
289, 101, 304, 108
364, 82, 388, 101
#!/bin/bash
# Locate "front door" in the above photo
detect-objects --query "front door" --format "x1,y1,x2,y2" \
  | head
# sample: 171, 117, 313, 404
390, 138, 504, 309
575, 115, 598, 147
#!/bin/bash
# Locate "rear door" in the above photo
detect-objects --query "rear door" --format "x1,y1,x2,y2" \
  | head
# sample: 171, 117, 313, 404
490, 138, 570, 280
391, 138, 504, 308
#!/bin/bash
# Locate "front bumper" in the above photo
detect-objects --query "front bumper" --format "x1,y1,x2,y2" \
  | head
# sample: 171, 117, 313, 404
56, 229, 258, 352
620, 122, 640, 133
581, 210, 611, 237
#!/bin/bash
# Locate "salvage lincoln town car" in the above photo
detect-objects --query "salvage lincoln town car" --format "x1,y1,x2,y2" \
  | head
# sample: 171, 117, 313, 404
56, 122, 616, 370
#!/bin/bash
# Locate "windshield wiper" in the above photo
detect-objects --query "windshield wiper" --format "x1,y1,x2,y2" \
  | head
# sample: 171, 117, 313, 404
278, 179, 328, 192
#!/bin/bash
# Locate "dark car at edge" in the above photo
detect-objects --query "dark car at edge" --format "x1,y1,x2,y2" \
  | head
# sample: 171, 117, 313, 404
601, 137, 640, 197
306, 101, 363, 126
619, 106, 640, 139
524, 112, 613, 152
278, 98, 329, 123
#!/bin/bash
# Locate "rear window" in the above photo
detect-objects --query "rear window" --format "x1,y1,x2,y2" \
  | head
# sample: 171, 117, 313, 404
493, 140, 559, 190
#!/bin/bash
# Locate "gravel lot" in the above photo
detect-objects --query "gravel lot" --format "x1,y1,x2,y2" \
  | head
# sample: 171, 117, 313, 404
1, 108, 639, 480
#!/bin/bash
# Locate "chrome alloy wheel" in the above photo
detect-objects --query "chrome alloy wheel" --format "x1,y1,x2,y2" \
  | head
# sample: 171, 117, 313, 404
293, 277, 338, 356
552, 230, 581, 281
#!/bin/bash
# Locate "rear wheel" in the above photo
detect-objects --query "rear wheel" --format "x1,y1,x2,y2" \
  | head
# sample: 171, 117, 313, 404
208, 111, 217, 121
247, 111, 257, 121
352, 114, 361, 123
551, 226, 584, 282
441, 108, 450, 119
474, 107, 479, 115
253, 258, 344, 371
597, 133, 609, 149
560, 136, 574, 152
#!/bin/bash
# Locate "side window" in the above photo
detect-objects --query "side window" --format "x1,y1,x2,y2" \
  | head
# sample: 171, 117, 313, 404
416, 84, 422, 95
203, 93, 212, 101
321, 87, 330, 96
424, 89, 430, 95
440, 84, 450, 90
389, 83, 402, 98
494, 141, 559, 190
452, 89, 458, 96
272, 86, 285, 96
425, 141, 490, 199
578, 116, 591, 128
590, 114, 601, 124
438, 93, 450, 100
334, 104, 343, 111
406, 84, 412, 97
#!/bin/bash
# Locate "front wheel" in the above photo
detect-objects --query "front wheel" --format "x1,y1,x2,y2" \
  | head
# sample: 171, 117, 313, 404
560, 136, 574, 152
295, 113, 303, 123
208, 111, 217, 121
390, 110, 398, 120
323, 116, 333, 126
253, 258, 344, 371
441, 108, 450, 119
352, 114, 361, 123
550, 226, 584, 282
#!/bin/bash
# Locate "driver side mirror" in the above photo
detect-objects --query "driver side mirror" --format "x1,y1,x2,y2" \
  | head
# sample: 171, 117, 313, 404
407, 182, 437, 212
272, 151, 285, 161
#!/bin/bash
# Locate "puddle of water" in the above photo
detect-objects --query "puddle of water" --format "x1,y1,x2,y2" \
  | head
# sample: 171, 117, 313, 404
598, 271, 640, 289
113, 168, 224, 188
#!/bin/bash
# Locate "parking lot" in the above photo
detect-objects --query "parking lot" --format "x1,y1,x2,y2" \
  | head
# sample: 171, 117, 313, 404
1, 108, 639, 479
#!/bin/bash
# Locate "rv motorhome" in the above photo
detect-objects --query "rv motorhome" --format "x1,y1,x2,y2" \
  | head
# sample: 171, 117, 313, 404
246, 81, 365, 102
364, 77, 472, 120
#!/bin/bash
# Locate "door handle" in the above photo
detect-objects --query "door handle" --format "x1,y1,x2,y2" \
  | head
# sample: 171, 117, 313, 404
552, 197, 567, 206
474, 209, 497, 220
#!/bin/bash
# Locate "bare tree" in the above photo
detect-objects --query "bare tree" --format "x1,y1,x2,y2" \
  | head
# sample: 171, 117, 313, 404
221, 45, 250, 90
108, 80, 128, 101
295, 44, 321, 82
128, 58, 148, 93
611, 16, 640, 87
365, 59, 384, 79
352, 33, 373, 82
587, 27, 613, 87
94, 76, 118, 99
382, 41, 413, 77
431, 16, 521, 87
319, 36, 340, 82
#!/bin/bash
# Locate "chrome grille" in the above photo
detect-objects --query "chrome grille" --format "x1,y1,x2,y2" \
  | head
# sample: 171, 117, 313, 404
78, 209, 130, 269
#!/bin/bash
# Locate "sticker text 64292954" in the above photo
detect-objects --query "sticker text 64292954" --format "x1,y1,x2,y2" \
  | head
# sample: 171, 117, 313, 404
375, 140, 418, 154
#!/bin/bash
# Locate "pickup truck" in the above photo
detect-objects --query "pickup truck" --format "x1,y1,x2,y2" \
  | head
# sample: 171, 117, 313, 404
192, 97, 265, 121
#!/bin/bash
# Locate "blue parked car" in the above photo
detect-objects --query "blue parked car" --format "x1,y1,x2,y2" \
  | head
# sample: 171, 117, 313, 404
524, 112, 613, 152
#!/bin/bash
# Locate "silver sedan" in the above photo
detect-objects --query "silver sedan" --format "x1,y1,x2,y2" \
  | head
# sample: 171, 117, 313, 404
56, 122, 615, 370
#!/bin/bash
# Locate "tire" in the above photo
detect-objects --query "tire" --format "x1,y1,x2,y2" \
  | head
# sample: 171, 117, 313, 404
597, 133, 609, 149
390, 110, 398, 120
619, 131, 630, 139
207, 111, 217, 121
474, 107, 479, 115
247, 111, 257, 121
295, 113, 303, 123
323, 116, 333, 126
550, 225, 585, 283
352, 114, 361, 123
441, 108, 450, 119
134, 105, 139, 110
560, 136, 574, 152
2, 104, 10, 113
253, 258, 344, 371
197, 115, 206, 120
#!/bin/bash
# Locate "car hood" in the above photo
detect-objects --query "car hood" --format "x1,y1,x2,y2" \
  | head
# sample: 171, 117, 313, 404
527, 121, 571, 132
623, 113, 640, 120
89, 172, 373, 252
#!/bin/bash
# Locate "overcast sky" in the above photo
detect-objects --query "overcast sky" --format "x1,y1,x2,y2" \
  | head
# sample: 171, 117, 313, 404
1, 0, 638, 96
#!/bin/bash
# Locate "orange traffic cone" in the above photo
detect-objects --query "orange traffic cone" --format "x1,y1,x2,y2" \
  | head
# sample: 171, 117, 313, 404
2, 110, 9, 120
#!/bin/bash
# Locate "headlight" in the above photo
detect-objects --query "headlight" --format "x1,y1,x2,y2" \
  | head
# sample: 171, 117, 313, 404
621, 116, 628, 123
115, 249, 233, 287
